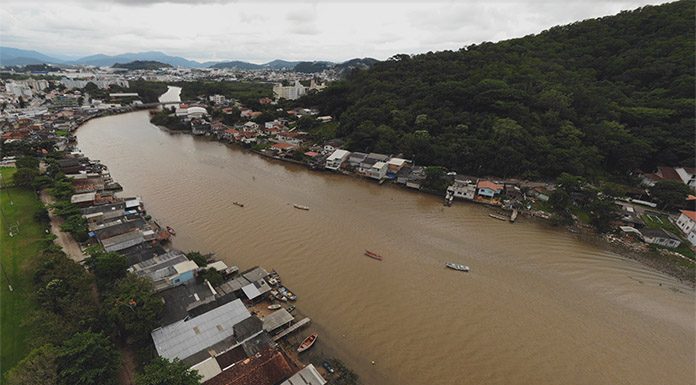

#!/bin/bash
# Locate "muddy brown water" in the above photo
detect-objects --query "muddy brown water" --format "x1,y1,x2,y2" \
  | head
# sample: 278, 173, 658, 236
76, 111, 695, 385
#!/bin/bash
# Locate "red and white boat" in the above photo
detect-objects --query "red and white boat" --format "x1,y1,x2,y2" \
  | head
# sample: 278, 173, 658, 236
364, 250, 383, 261
297, 333, 318, 352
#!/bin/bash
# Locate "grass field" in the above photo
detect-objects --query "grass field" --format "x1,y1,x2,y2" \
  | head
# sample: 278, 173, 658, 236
641, 212, 696, 260
0, 168, 46, 376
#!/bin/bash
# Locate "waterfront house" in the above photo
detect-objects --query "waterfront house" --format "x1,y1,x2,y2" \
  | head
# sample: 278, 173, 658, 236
638, 228, 682, 249
280, 365, 327, 385
477, 180, 504, 198
346, 152, 368, 169
70, 191, 97, 207
151, 299, 251, 364
675, 210, 696, 246
191, 119, 211, 135
386, 158, 410, 174
358, 153, 389, 175
447, 176, 477, 201
325, 149, 350, 170
367, 161, 388, 180
406, 166, 426, 189
271, 142, 297, 155
200, 347, 295, 385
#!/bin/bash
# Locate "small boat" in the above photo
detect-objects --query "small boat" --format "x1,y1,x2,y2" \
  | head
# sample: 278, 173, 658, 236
446, 262, 470, 272
297, 333, 318, 352
233, 202, 244, 207
166, 226, 176, 236
286, 305, 295, 313
364, 250, 383, 261
293, 204, 310, 210
267, 304, 282, 310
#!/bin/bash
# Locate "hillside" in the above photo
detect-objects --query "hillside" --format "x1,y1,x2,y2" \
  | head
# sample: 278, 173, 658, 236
112, 60, 172, 70
301, 0, 694, 180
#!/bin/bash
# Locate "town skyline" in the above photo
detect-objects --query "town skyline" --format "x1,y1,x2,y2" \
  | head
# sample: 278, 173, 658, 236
1, 0, 672, 63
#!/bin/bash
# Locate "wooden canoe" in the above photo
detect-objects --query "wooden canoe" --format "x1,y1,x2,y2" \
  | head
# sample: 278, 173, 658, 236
364, 250, 383, 261
297, 333, 318, 352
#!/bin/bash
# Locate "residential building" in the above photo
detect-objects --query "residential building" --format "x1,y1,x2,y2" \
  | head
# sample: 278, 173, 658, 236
151, 299, 251, 364
367, 161, 388, 180
209, 94, 226, 104
477, 180, 504, 198
325, 149, 350, 170
675, 210, 696, 246
273, 80, 306, 100
641, 166, 696, 190
447, 177, 477, 201
280, 364, 326, 385
639, 228, 681, 249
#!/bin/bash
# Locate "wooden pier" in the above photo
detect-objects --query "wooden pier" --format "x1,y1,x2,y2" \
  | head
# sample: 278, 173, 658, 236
272, 317, 311, 342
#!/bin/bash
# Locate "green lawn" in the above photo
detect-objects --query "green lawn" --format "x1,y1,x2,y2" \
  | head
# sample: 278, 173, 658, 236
641, 213, 696, 260
54, 129, 69, 137
0, 168, 46, 376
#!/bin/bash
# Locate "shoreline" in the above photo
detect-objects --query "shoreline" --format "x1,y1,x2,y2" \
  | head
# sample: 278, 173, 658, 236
76, 109, 695, 287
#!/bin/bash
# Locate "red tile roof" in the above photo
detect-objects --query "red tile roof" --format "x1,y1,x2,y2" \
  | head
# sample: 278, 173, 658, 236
680, 210, 696, 221
204, 349, 295, 385
477, 180, 504, 191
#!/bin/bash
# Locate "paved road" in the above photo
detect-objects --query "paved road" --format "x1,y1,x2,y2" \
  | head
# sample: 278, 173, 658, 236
39, 191, 87, 263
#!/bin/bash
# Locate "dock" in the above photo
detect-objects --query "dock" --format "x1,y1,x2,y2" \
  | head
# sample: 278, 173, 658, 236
272, 317, 311, 342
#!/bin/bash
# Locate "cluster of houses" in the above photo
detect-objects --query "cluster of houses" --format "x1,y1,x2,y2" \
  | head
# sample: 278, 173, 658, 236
50, 151, 329, 385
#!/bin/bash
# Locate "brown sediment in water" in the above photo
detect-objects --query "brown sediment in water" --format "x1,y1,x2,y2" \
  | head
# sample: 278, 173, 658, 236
76, 111, 695, 385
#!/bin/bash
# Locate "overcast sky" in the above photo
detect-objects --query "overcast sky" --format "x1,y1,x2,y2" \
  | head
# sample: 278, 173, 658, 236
1, 0, 671, 63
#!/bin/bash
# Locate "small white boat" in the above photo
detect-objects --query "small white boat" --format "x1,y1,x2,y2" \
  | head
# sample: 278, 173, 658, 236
293, 204, 310, 210
446, 262, 470, 272
268, 304, 282, 310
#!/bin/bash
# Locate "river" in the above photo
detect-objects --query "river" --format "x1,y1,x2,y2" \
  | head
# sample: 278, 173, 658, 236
76, 110, 695, 385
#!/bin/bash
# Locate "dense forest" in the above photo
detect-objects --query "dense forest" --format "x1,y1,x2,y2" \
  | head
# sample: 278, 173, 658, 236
300, 0, 694, 181
111, 60, 172, 70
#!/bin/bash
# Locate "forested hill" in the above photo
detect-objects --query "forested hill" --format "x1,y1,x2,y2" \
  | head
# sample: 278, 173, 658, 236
300, 0, 694, 180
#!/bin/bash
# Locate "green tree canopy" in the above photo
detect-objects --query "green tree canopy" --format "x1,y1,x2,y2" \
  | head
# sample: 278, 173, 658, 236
103, 274, 163, 342
56, 332, 119, 385
649, 180, 691, 210
135, 357, 202, 385
6, 344, 58, 385
85, 250, 128, 291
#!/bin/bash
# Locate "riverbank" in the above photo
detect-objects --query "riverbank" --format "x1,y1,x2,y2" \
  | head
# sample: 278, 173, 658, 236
74, 110, 695, 385
150, 116, 696, 286
54, 124, 346, 383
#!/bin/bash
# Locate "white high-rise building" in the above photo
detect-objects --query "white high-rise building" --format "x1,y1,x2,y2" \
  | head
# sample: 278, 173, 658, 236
273, 80, 306, 100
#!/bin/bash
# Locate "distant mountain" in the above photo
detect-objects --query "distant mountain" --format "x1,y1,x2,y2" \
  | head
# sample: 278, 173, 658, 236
112, 60, 173, 70
210, 61, 262, 70
263, 60, 301, 70
293, 61, 334, 73
74, 51, 203, 68
335, 57, 379, 72
0, 46, 63, 66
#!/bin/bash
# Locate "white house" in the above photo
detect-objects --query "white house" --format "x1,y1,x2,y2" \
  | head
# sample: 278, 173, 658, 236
675, 210, 696, 246
367, 161, 388, 180
325, 149, 350, 170
639, 228, 681, 249
447, 178, 476, 201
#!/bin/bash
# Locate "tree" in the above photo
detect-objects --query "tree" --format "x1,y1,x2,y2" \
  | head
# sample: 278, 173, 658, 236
6, 344, 59, 385
135, 357, 202, 385
104, 274, 163, 342
197, 267, 223, 286
13, 167, 37, 188
423, 166, 449, 192
85, 250, 128, 291
57, 332, 119, 385
587, 197, 619, 233
649, 180, 690, 210
186, 251, 207, 266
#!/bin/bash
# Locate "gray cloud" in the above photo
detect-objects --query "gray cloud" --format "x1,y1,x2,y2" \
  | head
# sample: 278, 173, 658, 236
1, 0, 673, 63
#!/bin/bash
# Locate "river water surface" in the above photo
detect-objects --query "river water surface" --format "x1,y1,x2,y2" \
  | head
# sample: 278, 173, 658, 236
77, 111, 695, 385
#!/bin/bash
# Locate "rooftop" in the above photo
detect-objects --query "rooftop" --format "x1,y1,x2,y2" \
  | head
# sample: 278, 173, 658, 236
151, 299, 250, 362
280, 365, 326, 385
261, 309, 294, 332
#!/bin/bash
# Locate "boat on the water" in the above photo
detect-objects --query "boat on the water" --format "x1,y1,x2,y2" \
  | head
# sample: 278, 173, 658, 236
166, 226, 176, 236
293, 204, 310, 210
233, 202, 244, 207
267, 304, 282, 310
297, 333, 318, 352
364, 250, 383, 261
446, 262, 470, 272
286, 305, 295, 313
